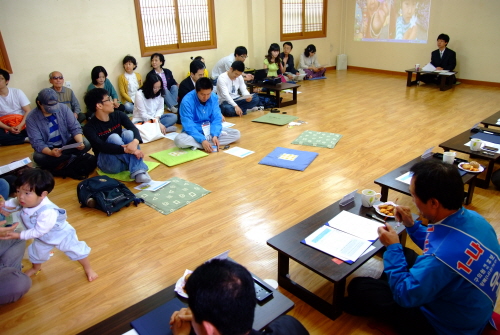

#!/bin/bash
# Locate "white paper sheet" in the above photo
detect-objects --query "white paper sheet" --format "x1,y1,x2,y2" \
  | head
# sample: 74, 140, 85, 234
223, 146, 254, 158
303, 225, 372, 263
134, 180, 170, 191
60, 142, 83, 151
164, 132, 179, 140
222, 122, 235, 128
327, 210, 383, 242
422, 63, 436, 71
0, 157, 31, 175
396, 171, 413, 185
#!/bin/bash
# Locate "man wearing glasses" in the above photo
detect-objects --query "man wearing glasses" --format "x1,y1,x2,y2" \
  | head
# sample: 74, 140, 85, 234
216, 61, 261, 117
211, 46, 254, 83
83, 88, 151, 183
48, 71, 85, 123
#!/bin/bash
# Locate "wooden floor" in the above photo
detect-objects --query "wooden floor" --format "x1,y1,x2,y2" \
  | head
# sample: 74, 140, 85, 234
1, 69, 499, 335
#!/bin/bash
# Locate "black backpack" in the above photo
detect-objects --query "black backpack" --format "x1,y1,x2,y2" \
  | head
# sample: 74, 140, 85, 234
51, 153, 97, 180
77, 176, 144, 216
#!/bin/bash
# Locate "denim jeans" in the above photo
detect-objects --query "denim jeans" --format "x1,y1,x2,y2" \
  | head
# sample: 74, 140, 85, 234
220, 94, 261, 117
124, 102, 134, 113
159, 113, 177, 127
0, 178, 9, 221
97, 130, 148, 177
163, 85, 179, 108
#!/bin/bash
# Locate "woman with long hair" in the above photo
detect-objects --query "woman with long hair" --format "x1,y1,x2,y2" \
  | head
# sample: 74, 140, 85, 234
132, 74, 177, 134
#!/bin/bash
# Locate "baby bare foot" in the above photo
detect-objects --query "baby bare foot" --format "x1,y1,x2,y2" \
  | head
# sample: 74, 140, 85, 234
86, 269, 98, 282
25, 268, 41, 277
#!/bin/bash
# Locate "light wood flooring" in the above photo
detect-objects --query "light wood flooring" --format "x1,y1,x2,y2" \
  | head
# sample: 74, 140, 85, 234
1, 69, 499, 335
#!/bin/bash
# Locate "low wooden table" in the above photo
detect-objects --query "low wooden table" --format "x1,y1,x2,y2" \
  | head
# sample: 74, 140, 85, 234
266, 193, 407, 321
439, 130, 500, 188
78, 268, 294, 334
480, 110, 500, 128
247, 82, 301, 108
405, 69, 457, 91
374, 155, 478, 205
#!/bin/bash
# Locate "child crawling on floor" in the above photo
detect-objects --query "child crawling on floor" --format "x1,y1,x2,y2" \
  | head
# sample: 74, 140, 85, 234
0, 168, 97, 281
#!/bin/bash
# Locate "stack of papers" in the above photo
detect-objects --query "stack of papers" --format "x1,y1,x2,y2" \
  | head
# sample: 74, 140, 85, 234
301, 211, 384, 263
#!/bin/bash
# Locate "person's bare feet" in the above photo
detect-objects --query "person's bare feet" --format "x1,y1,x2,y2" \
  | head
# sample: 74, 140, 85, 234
25, 267, 40, 277
85, 268, 98, 282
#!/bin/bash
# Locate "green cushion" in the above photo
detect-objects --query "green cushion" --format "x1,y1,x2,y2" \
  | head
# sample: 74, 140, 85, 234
96, 161, 160, 181
150, 147, 209, 167
137, 177, 211, 215
291, 130, 343, 149
251, 113, 298, 125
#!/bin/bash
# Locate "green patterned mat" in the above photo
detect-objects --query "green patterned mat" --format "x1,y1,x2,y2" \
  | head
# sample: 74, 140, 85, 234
150, 147, 208, 167
252, 113, 298, 125
291, 130, 342, 149
96, 161, 160, 181
137, 177, 211, 215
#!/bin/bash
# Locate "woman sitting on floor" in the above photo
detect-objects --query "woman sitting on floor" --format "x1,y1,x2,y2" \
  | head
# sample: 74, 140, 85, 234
299, 44, 326, 79
132, 74, 177, 134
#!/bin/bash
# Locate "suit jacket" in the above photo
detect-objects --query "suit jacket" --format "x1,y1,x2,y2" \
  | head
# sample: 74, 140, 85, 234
178, 77, 195, 105
430, 48, 456, 71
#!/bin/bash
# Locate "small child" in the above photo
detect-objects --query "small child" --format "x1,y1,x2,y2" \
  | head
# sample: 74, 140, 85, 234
118, 55, 143, 114
0, 168, 98, 281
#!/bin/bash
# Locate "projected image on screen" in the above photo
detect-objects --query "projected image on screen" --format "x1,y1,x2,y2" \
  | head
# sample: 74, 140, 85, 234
354, 0, 431, 43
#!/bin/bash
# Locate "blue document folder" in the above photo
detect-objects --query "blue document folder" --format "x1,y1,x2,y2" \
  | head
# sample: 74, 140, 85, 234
131, 297, 187, 335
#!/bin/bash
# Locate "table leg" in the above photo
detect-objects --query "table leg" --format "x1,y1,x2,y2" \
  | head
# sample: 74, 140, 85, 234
275, 90, 282, 108
464, 178, 476, 205
292, 87, 297, 104
379, 186, 389, 202
406, 72, 413, 87
275, 252, 343, 320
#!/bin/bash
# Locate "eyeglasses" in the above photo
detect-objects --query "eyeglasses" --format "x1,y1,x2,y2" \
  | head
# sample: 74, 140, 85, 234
101, 98, 112, 103
51, 76, 64, 80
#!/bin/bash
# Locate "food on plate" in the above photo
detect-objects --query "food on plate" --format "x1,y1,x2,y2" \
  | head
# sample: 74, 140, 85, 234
183, 273, 191, 293
378, 203, 395, 217
461, 161, 480, 172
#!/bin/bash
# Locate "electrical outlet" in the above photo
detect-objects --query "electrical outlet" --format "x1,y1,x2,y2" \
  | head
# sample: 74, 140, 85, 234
64, 81, 71, 88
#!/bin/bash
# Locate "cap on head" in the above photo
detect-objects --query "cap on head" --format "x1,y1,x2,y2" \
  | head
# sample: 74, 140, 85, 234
37, 88, 59, 113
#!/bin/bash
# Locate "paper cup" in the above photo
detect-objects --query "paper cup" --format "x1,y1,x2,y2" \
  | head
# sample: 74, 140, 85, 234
443, 151, 456, 164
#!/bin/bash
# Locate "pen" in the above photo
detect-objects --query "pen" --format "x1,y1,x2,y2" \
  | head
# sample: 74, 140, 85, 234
366, 213, 385, 223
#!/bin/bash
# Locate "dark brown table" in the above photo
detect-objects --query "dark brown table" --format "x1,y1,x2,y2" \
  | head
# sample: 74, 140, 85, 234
439, 130, 500, 188
78, 268, 293, 334
247, 82, 301, 108
405, 69, 457, 91
266, 193, 407, 321
480, 110, 500, 128
374, 155, 478, 205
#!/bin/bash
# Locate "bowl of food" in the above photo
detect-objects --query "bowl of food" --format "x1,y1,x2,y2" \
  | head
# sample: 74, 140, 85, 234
373, 202, 396, 218
458, 161, 484, 173
174, 269, 193, 298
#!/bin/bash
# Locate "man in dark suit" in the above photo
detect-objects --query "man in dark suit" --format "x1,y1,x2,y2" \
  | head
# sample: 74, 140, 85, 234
422, 33, 457, 84
177, 60, 206, 124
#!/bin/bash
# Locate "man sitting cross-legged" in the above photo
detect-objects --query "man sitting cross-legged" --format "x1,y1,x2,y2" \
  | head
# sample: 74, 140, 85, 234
83, 88, 150, 183
174, 78, 240, 153
216, 61, 261, 118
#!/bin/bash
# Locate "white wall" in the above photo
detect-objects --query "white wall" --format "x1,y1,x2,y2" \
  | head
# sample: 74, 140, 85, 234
343, 0, 500, 82
0, 0, 498, 108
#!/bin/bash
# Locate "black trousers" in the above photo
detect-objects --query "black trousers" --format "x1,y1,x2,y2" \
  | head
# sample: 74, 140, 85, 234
345, 247, 437, 335
0, 129, 27, 146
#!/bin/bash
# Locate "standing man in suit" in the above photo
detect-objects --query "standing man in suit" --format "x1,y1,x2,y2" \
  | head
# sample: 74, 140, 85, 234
422, 33, 457, 84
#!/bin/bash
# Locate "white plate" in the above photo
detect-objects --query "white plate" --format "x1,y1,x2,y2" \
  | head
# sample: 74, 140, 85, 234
373, 202, 396, 218
174, 269, 193, 298
458, 162, 484, 173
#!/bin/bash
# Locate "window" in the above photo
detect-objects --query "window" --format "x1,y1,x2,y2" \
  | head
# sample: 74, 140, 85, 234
0, 31, 13, 73
280, 0, 327, 41
134, 0, 217, 56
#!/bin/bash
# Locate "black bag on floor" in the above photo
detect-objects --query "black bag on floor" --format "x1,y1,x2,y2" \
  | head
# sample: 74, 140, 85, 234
51, 153, 97, 180
77, 175, 144, 216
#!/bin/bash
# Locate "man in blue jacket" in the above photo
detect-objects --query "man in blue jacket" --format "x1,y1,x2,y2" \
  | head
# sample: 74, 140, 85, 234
345, 159, 500, 335
174, 78, 240, 153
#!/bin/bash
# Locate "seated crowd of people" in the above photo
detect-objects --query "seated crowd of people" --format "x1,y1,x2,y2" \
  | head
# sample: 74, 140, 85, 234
4, 33, 495, 335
